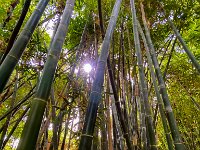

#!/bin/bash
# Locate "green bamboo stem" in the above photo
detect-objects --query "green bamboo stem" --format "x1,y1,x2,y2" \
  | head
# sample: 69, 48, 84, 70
167, 18, 200, 73
0, 74, 35, 104
163, 38, 177, 81
0, 51, 3, 61
99, 101, 108, 150
0, 0, 32, 64
130, 0, 158, 149
0, 85, 35, 122
78, 0, 122, 149
138, 21, 174, 150
106, 78, 113, 150
0, 0, 50, 93
110, 90, 125, 150
61, 107, 72, 150
140, 2, 185, 149
50, 86, 58, 150
36, 112, 52, 149
1, 106, 30, 149
2, 0, 20, 27
107, 21, 134, 150
16, 0, 75, 149
67, 110, 75, 150
137, 83, 148, 149
0, 71, 18, 149
126, 28, 139, 148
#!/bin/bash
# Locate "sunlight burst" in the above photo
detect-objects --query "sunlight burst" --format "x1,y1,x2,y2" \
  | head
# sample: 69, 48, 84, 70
83, 63, 92, 73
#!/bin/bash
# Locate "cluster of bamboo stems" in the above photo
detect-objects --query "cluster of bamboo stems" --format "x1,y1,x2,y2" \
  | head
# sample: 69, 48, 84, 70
0, 0, 199, 149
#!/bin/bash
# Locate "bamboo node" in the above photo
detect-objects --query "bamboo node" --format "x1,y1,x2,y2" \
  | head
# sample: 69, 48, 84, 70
98, 60, 107, 64
8, 54, 18, 61
34, 8, 42, 14
124, 132, 128, 135
150, 51, 154, 55
141, 127, 146, 130
48, 53, 58, 59
91, 90, 101, 95
22, 28, 32, 35
165, 106, 172, 112
159, 84, 165, 88
143, 87, 148, 90
66, 3, 73, 7
81, 134, 93, 138
34, 98, 47, 104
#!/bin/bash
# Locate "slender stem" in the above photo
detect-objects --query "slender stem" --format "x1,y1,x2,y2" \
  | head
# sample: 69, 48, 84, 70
17, 1, 75, 149
0, 85, 35, 122
106, 77, 113, 150
97, 0, 133, 148
138, 21, 173, 150
167, 18, 200, 73
1, 106, 30, 149
140, 1, 185, 149
79, 0, 122, 149
130, 0, 158, 149
0, 0, 32, 64
0, 0, 50, 93
0, 70, 18, 149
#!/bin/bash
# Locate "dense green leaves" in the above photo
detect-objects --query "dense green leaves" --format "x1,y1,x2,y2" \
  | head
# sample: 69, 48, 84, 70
0, 0, 199, 149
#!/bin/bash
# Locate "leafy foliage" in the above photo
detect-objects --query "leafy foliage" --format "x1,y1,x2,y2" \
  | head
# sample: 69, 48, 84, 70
0, 0, 199, 149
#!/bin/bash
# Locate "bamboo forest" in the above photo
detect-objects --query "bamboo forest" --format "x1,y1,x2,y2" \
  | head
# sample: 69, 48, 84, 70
0, 0, 200, 149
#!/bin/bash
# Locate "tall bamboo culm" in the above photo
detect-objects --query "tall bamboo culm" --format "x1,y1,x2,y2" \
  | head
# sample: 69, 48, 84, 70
158, 3, 200, 73
78, 0, 122, 149
167, 18, 200, 73
138, 21, 173, 150
130, 0, 158, 149
0, 0, 50, 93
97, 0, 134, 149
0, 0, 32, 64
16, 0, 75, 149
140, 1, 185, 149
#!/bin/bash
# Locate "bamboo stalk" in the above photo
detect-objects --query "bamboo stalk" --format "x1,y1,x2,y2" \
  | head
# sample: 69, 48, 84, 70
51, 86, 59, 150
16, 0, 75, 149
97, 0, 134, 148
140, 1, 185, 149
137, 83, 147, 149
78, 0, 122, 149
1, 106, 30, 149
61, 108, 72, 150
0, 0, 50, 93
130, 0, 157, 149
0, 71, 18, 149
138, 21, 174, 150
106, 77, 113, 150
0, 0, 32, 64
36, 113, 51, 150
99, 100, 108, 150
2, 0, 20, 27
110, 88, 125, 150
0, 86, 35, 122
163, 38, 177, 80
166, 16, 200, 73
67, 110, 75, 150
